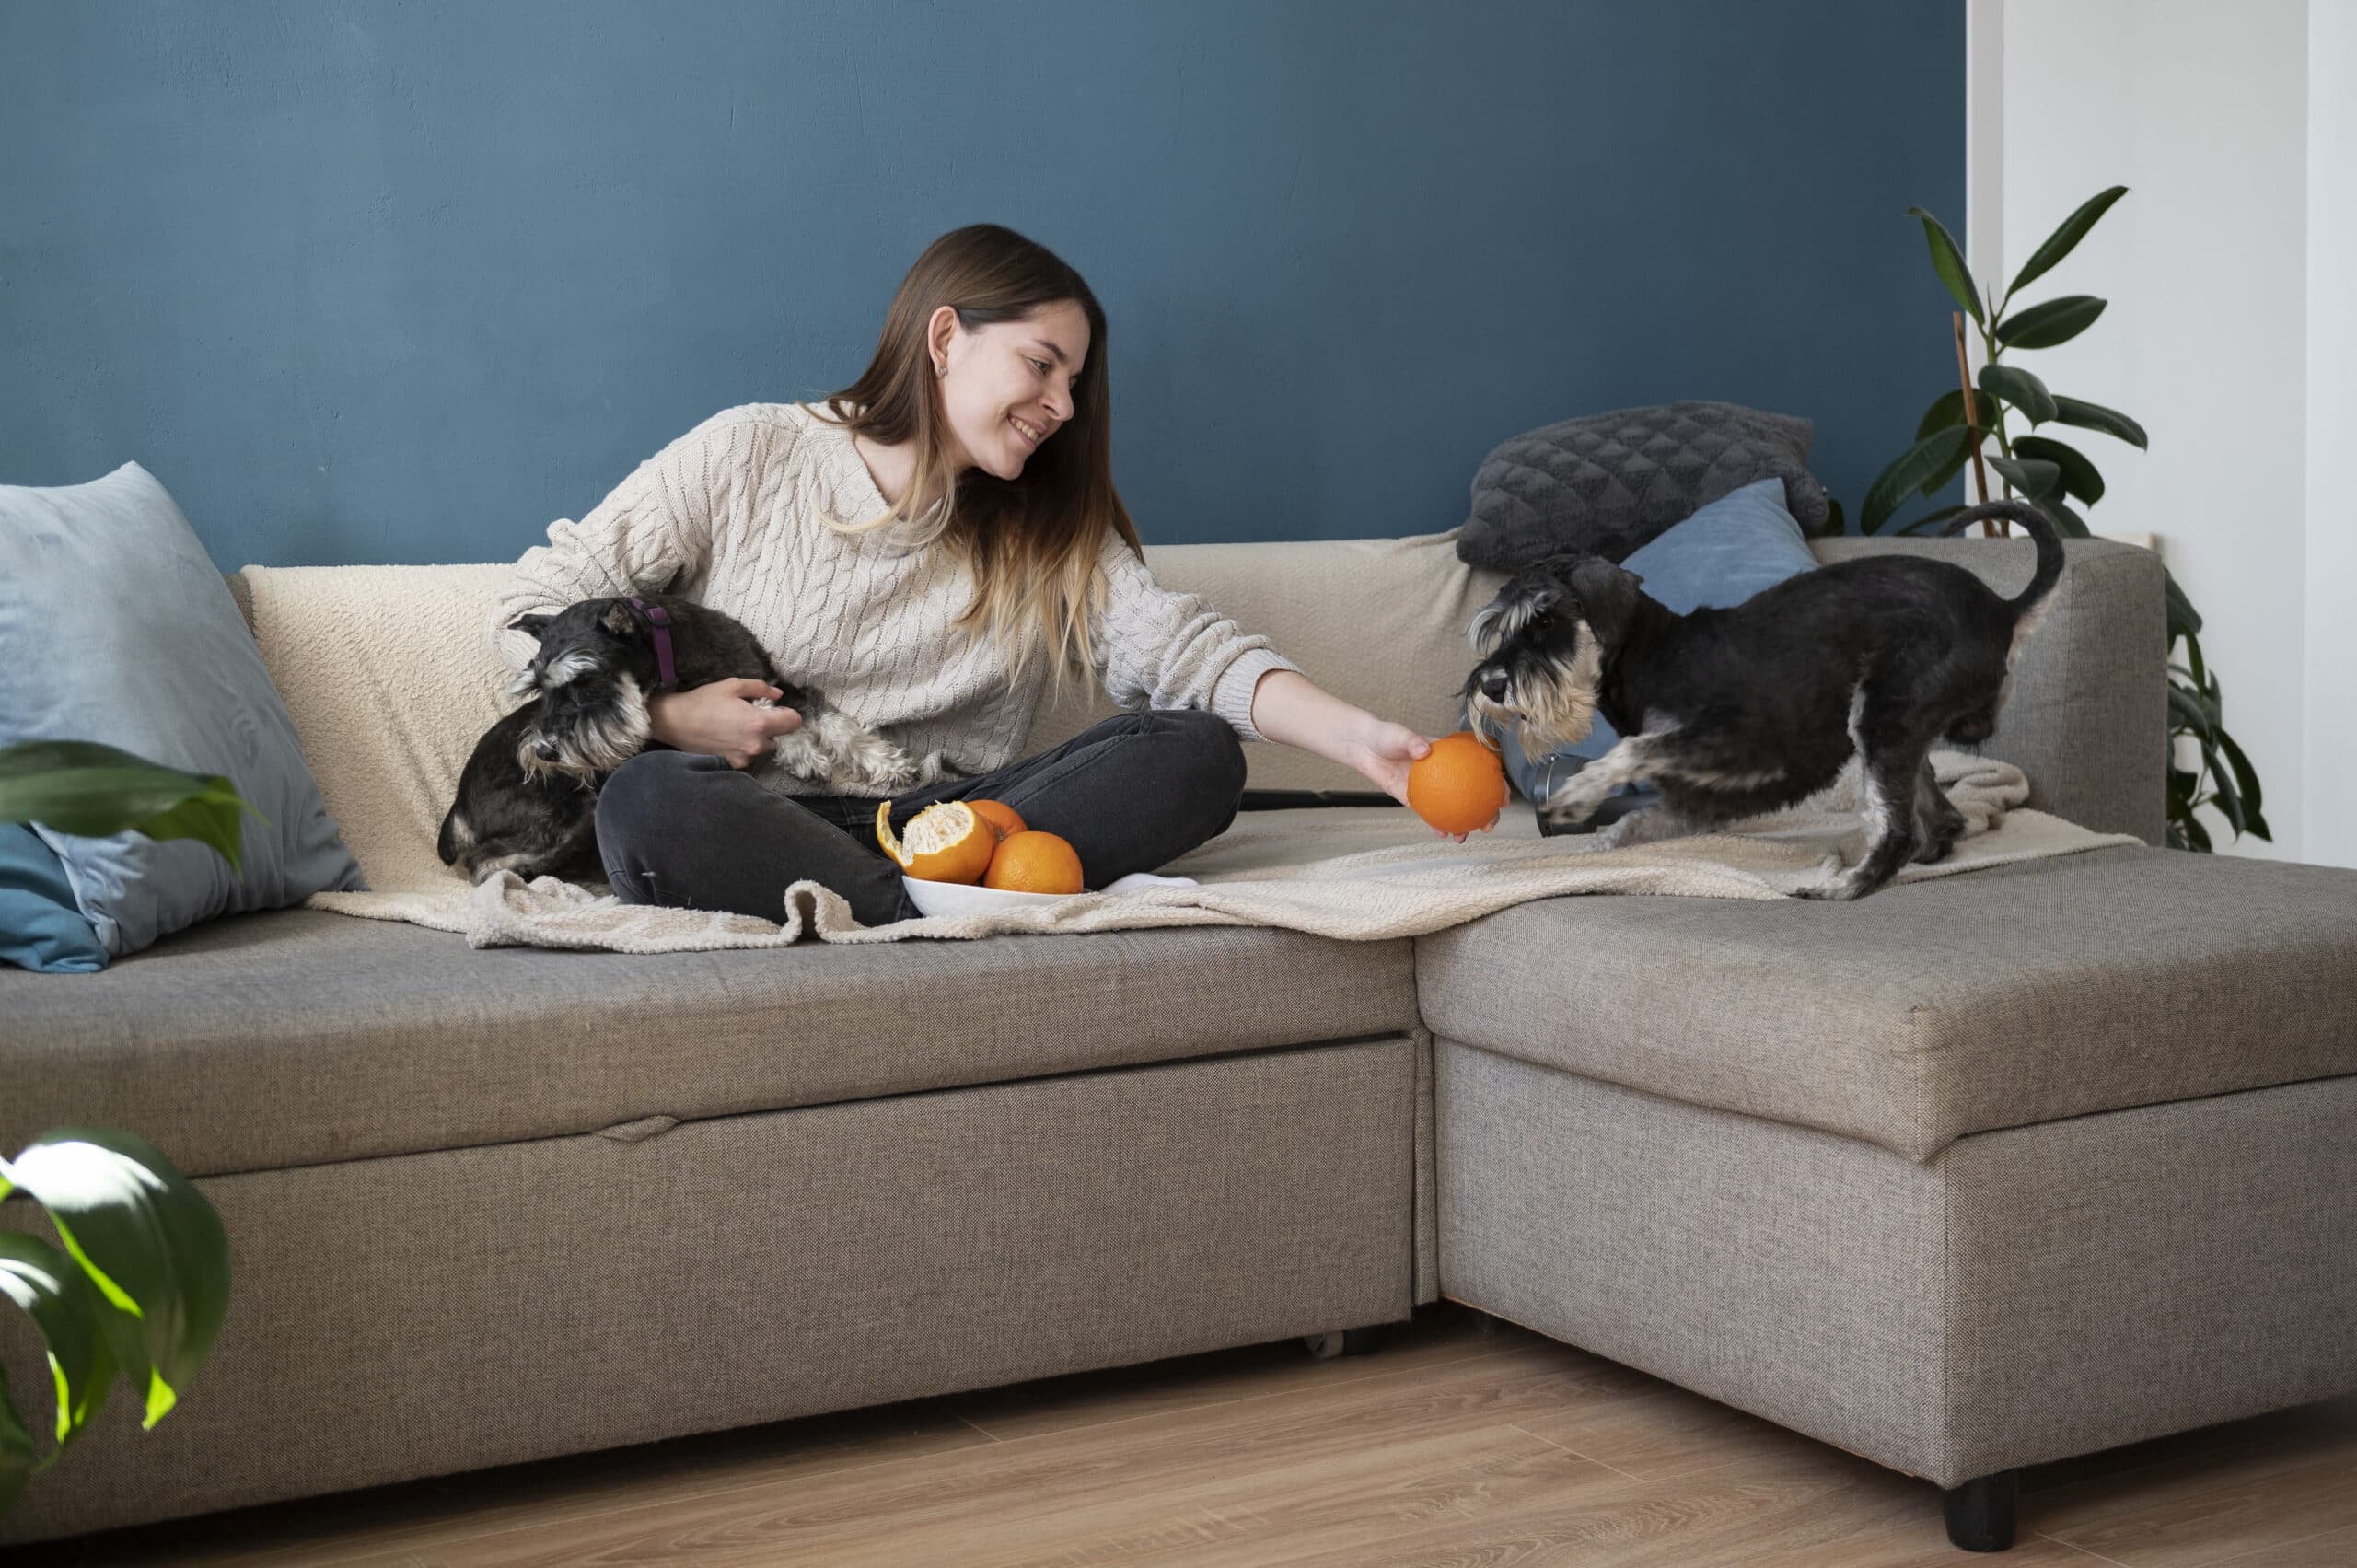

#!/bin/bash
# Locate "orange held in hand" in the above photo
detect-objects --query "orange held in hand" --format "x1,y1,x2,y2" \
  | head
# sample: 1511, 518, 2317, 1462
984, 830, 1086, 894
1407, 731, 1508, 835
967, 798, 1028, 841
875, 800, 998, 885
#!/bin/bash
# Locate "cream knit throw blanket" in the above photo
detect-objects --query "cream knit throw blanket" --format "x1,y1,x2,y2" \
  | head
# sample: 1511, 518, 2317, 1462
245, 563, 2139, 953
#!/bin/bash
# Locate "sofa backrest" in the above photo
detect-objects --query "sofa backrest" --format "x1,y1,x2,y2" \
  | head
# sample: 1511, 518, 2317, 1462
229, 528, 2165, 848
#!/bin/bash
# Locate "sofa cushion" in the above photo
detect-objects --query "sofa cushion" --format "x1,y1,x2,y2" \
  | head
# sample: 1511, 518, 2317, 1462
1416, 845, 2357, 1162
1460, 401, 1831, 570
0, 910, 1419, 1179
0, 466, 364, 956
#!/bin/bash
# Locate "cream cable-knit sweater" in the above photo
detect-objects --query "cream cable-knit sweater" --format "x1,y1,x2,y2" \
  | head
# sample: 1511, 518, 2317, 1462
489, 403, 1299, 793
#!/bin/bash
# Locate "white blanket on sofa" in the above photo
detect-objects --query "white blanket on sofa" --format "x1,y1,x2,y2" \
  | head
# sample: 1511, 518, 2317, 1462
243, 564, 2140, 952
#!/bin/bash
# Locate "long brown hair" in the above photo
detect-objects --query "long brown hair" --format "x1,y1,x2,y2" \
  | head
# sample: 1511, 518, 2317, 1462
815, 224, 1140, 684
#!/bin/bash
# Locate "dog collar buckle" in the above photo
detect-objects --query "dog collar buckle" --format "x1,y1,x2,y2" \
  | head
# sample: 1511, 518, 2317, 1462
627, 597, 679, 691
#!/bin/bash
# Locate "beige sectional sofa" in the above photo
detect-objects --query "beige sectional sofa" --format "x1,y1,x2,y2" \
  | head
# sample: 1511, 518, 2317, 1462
6, 531, 2353, 1552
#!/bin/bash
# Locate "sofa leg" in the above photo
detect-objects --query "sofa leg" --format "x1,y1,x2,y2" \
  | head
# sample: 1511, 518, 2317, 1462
1943, 1469, 2020, 1552
1302, 1326, 1385, 1360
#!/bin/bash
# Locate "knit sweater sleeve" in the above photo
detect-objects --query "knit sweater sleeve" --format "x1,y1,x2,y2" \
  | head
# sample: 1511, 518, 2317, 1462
487, 412, 755, 669
1091, 535, 1300, 742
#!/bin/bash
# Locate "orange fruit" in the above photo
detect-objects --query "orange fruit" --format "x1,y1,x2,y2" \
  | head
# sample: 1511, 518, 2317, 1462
983, 830, 1086, 894
875, 800, 997, 885
1407, 731, 1507, 835
968, 798, 1028, 841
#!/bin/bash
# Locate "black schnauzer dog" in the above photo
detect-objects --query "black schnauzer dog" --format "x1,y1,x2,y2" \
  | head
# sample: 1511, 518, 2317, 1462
437, 593, 945, 882
1460, 500, 2063, 900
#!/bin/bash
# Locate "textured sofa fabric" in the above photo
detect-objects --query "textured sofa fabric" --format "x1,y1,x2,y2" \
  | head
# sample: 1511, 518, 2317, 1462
1459, 401, 1833, 570
0, 909, 1418, 1179
1417, 846, 2357, 1161
1437, 1043, 2357, 1487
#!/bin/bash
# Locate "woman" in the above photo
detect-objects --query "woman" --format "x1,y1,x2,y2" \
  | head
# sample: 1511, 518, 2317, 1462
493, 224, 1475, 926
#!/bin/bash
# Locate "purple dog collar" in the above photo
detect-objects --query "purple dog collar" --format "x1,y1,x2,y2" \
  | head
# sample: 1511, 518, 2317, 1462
627, 597, 679, 691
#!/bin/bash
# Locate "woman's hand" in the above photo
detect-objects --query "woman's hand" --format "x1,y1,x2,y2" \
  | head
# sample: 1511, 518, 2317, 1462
1248, 670, 1499, 841
646, 679, 804, 769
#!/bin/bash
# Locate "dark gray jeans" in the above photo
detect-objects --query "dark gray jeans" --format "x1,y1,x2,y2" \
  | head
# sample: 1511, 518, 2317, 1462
596, 709, 1248, 926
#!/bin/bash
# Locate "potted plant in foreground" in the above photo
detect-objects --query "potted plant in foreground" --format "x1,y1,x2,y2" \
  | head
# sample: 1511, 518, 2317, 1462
0, 740, 238, 1518
1855, 186, 2268, 852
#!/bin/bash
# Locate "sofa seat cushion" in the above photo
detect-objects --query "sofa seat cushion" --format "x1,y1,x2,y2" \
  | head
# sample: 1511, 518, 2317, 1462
1, 910, 1419, 1179
1416, 846, 2357, 1162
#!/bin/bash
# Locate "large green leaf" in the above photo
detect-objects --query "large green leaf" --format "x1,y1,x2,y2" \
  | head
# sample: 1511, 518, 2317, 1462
0, 742, 253, 875
2009, 185, 2130, 295
1861, 426, 1970, 533
3, 1131, 229, 1429
1995, 295, 2107, 350
2165, 571, 2204, 642
0, 1233, 111, 1455
1915, 388, 2001, 441
2167, 685, 2215, 740
1988, 456, 2063, 500
1980, 364, 2058, 424
2218, 726, 2265, 820
2206, 739, 2248, 835
2050, 394, 2149, 450
2013, 436, 2105, 504
1897, 502, 1974, 536
1906, 206, 1984, 326
2034, 496, 2092, 538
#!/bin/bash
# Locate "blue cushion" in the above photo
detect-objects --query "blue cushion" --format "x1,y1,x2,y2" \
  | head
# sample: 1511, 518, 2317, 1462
0, 824, 110, 973
1496, 477, 1820, 802
0, 464, 363, 957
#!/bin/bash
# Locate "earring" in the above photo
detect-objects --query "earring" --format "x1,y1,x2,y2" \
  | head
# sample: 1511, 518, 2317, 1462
935, 360, 947, 377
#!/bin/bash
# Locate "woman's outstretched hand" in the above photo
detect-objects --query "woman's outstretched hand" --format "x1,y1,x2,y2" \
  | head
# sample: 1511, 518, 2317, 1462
1248, 670, 1499, 841
647, 679, 804, 769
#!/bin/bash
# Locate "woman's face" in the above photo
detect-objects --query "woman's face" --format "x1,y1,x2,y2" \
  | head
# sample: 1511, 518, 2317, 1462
932, 300, 1091, 481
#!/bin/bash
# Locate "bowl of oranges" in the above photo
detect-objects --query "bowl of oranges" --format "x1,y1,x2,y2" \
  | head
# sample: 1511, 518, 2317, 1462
877, 797, 1092, 917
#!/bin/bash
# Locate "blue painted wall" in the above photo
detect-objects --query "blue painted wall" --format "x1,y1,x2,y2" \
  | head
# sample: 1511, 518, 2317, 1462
1, 1, 1964, 566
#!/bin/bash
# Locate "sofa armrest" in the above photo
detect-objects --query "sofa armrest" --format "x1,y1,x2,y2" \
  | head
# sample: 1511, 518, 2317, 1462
1810, 537, 2166, 844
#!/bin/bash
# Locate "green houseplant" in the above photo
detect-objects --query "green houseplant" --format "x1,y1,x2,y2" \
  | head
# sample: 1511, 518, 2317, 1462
1856, 187, 2269, 852
0, 740, 240, 1517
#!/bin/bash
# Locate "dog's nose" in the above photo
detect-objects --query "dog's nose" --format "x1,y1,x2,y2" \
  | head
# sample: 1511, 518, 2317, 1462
1479, 668, 1512, 702
534, 742, 561, 762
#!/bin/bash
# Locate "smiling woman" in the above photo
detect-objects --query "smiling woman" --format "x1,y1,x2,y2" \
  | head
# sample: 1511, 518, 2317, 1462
487, 224, 1477, 929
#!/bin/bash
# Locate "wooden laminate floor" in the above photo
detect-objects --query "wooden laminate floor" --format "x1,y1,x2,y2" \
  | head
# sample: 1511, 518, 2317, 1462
22, 1304, 2357, 1567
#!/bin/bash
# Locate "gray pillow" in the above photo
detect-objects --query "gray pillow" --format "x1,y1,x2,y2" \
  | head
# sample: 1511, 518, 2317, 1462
1460, 400, 1829, 569
0, 464, 364, 956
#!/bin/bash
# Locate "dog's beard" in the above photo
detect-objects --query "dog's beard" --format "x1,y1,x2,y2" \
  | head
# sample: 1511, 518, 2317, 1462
1471, 628, 1603, 752
518, 672, 649, 780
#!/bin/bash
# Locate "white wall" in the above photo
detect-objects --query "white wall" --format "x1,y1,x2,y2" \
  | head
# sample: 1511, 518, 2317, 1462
2307, 4, 2357, 868
1976, 0, 2312, 860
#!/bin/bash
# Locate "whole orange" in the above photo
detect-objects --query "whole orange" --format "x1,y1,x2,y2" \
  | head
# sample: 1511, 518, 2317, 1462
983, 830, 1086, 894
967, 798, 1028, 841
1406, 731, 1507, 835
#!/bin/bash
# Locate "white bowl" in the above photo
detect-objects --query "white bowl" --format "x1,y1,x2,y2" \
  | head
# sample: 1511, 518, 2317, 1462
900, 876, 1085, 918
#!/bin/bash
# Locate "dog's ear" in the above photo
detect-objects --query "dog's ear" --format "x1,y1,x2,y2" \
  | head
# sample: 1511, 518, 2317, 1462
599, 600, 640, 637
508, 612, 553, 641
1567, 559, 1645, 653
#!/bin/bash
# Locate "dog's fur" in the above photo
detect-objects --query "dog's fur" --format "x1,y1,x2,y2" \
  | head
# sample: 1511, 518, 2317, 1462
437, 594, 946, 882
1460, 501, 2064, 899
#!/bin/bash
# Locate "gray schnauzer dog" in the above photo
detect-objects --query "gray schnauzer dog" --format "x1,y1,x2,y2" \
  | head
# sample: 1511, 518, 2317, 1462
1460, 500, 2062, 900
437, 593, 946, 882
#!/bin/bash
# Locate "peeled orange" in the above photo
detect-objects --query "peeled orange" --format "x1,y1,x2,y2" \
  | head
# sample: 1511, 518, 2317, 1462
983, 830, 1086, 894
1407, 731, 1507, 835
968, 798, 1028, 841
875, 800, 997, 885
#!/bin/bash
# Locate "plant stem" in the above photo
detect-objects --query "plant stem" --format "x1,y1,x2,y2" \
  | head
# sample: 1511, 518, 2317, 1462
1952, 311, 1991, 517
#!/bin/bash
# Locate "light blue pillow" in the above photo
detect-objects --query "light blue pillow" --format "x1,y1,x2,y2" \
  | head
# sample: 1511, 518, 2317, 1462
0, 464, 363, 957
1496, 477, 1820, 803
0, 825, 110, 973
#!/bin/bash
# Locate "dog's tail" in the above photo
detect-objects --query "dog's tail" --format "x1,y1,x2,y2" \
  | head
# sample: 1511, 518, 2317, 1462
1936, 500, 2064, 618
